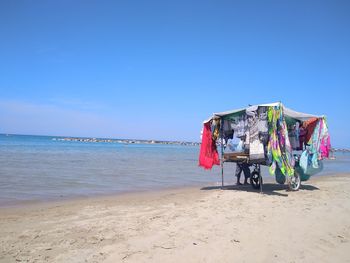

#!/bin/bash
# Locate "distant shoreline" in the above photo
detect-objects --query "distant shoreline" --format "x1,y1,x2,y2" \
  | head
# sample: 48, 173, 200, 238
1, 133, 350, 151
52, 137, 200, 146
0, 133, 200, 146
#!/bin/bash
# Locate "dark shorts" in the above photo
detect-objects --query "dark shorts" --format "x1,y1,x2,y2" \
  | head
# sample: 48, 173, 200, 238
235, 163, 251, 179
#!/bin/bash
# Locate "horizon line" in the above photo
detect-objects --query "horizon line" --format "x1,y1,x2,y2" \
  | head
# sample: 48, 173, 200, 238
0, 133, 201, 144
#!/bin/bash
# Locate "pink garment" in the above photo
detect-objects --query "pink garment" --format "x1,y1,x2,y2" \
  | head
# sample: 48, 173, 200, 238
320, 136, 331, 158
199, 122, 220, 169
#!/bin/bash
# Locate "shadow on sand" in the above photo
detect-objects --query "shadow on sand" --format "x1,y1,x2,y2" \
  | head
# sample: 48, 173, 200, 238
200, 183, 319, 197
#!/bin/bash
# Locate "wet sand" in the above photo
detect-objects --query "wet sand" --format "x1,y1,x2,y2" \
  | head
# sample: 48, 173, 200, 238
1, 174, 350, 262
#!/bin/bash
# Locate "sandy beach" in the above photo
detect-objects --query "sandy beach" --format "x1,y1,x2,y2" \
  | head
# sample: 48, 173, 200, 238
1, 174, 350, 263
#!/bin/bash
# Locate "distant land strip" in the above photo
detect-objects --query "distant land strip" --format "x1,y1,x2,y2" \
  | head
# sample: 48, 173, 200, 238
53, 137, 350, 152
52, 137, 200, 146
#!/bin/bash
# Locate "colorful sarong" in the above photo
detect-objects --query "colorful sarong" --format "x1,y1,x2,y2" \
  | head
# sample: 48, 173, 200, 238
267, 105, 295, 176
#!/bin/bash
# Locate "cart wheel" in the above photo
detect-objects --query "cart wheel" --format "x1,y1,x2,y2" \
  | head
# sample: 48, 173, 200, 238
288, 171, 301, 191
250, 171, 262, 190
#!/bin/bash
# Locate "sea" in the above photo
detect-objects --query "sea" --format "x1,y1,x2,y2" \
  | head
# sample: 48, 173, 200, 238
0, 134, 349, 207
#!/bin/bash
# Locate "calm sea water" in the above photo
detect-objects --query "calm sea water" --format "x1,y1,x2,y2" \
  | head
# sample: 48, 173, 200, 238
0, 134, 349, 206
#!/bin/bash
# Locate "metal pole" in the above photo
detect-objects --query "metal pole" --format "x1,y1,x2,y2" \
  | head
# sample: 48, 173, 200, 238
259, 164, 263, 193
220, 118, 224, 189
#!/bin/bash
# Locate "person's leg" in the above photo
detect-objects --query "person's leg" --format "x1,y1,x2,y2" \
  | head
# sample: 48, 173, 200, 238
235, 163, 243, 185
242, 164, 251, 184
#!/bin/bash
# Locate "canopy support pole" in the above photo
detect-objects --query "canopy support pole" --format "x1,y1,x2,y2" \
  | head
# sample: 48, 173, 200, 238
259, 165, 263, 193
220, 118, 224, 189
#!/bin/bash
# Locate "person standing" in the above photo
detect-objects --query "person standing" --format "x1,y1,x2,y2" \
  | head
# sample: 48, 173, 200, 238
235, 162, 251, 185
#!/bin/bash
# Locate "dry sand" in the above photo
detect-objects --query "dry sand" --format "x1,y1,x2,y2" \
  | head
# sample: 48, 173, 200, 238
1, 174, 350, 263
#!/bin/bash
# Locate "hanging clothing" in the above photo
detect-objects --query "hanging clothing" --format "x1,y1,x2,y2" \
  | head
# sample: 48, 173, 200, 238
319, 118, 331, 159
298, 126, 306, 150
257, 107, 269, 152
320, 136, 331, 158
231, 115, 248, 138
299, 117, 331, 174
289, 129, 299, 150
211, 119, 220, 141
257, 106, 268, 133
302, 117, 318, 144
246, 109, 259, 142
223, 120, 234, 141
246, 108, 265, 160
266, 105, 295, 176
288, 122, 300, 150
307, 117, 331, 166
199, 122, 220, 169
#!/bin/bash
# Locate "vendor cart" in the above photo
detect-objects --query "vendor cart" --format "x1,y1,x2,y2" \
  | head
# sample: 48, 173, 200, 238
199, 102, 331, 192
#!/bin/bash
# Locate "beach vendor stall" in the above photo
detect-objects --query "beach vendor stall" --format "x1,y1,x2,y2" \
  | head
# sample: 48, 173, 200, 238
199, 102, 331, 191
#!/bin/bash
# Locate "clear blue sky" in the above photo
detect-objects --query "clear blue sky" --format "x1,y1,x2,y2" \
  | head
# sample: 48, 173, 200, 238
0, 0, 349, 147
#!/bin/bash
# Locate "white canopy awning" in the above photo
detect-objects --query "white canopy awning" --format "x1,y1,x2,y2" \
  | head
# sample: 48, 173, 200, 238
205, 102, 323, 122
282, 105, 322, 121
